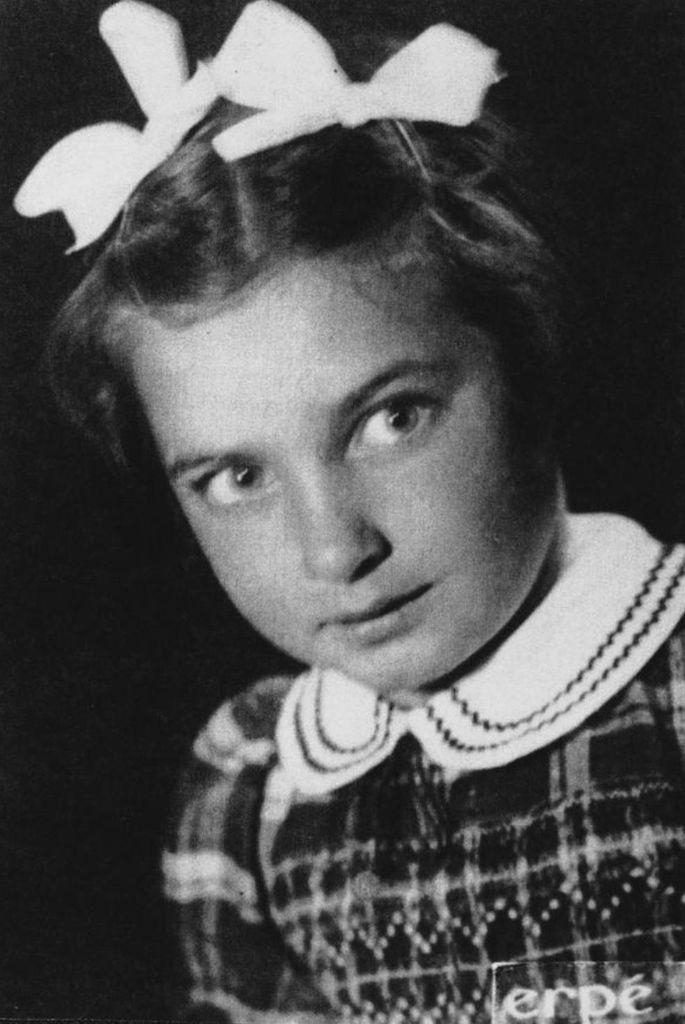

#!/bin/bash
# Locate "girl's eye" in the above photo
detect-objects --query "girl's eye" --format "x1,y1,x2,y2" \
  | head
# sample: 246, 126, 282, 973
200, 463, 270, 509
353, 398, 435, 453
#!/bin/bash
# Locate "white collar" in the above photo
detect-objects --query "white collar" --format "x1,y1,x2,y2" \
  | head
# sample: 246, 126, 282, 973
276, 513, 685, 795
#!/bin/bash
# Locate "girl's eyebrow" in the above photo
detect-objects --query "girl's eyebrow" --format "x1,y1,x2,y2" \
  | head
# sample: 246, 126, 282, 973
166, 357, 452, 482
167, 449, 247, 483
336, 357, 452, 420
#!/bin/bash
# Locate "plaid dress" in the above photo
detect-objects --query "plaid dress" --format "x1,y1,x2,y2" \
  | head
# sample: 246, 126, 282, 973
163, 515, 685, 1023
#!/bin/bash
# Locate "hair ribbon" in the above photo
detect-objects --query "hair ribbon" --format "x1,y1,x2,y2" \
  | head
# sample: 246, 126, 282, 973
14, 0, 502, 253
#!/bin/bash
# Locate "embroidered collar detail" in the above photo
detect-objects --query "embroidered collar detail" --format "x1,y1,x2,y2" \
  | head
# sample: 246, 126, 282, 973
276, 514, 685, 795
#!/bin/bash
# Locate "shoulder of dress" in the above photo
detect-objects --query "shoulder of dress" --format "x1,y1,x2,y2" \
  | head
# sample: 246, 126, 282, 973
642, 610, 685, 677
191, 674, 295, 777
668, 611, 685, 645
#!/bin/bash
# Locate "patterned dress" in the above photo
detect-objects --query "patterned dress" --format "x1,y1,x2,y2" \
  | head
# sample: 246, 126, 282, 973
163, 514, 685, 1023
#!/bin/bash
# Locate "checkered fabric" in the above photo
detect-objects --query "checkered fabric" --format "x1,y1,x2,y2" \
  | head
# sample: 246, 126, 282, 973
163, 621, 685, 1023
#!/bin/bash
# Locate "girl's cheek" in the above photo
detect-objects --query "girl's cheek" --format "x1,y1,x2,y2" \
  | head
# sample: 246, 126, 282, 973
184, 503, 291, 601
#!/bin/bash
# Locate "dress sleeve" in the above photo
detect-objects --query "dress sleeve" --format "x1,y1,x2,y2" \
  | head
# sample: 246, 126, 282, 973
162, 681, 339, 1023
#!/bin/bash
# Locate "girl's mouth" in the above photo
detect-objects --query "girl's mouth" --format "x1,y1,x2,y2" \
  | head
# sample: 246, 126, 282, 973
323, 583, 433, 645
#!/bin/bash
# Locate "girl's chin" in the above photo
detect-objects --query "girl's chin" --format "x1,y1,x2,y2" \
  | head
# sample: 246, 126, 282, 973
315, 643, 468, 697
311, 603, 525, 695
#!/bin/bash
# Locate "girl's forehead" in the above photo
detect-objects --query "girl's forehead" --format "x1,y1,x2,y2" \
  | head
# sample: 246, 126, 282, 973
129, 255, 479, 371
127, 256, 497, 457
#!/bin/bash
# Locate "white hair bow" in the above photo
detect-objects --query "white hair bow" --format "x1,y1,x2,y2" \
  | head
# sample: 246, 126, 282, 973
14, 0, 501, 253
14, 2, 220, 252
209, 2, 502, 161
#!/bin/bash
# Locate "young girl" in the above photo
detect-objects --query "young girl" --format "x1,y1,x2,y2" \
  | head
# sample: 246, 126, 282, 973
14, 1, 685, 1021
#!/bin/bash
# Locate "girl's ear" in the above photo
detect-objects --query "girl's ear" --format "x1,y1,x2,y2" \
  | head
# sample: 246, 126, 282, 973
99, 1, 189, 118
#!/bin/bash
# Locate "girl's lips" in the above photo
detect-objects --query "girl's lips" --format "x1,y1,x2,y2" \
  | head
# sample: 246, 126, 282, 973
323, 583, 433, 645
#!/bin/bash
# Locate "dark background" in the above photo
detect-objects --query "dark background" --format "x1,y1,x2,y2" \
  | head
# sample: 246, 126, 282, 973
0, 0, 684, 1016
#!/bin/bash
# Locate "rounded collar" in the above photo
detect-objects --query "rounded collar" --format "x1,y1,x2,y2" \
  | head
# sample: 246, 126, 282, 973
276, 513, 685, 794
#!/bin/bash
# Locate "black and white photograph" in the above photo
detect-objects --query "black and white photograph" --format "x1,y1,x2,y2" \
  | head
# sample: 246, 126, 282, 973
1, 0, 685, 1020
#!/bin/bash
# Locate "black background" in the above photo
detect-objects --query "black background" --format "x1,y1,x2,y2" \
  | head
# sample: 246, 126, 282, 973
0, 0, 684, 1016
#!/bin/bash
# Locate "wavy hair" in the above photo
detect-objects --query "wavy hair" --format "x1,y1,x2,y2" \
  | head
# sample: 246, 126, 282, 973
49, 75, 563, 472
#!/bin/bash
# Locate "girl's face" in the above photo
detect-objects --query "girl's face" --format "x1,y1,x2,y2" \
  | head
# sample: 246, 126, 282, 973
130, 257, 562, 700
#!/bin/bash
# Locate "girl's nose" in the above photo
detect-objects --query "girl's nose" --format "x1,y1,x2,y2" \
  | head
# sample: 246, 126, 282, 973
289, 473, 391, 584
